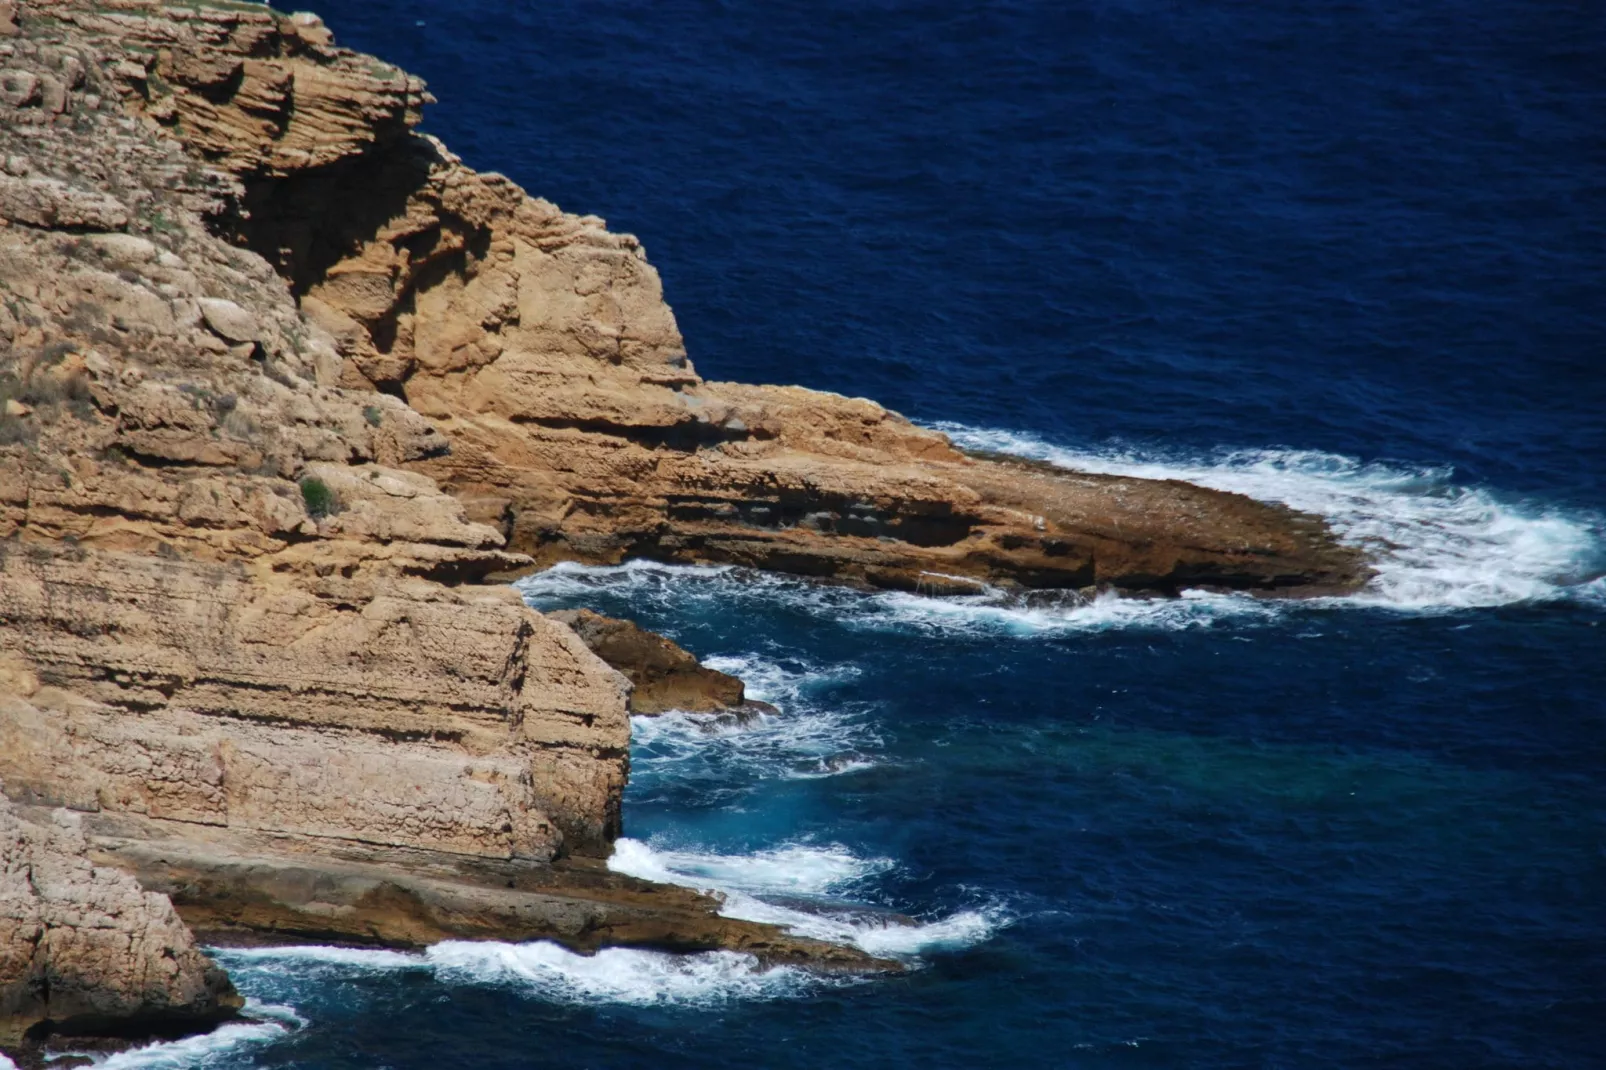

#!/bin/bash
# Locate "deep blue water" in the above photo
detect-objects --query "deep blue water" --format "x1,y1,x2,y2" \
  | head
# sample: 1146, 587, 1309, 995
117, 1, 1606, 1067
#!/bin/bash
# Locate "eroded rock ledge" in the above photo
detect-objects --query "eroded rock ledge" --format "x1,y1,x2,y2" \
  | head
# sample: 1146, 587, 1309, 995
40, 0, 1366, 597
1, 0, 1366, 1053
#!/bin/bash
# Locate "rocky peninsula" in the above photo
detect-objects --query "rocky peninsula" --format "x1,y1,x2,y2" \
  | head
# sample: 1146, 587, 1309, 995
0, 0, 1366, 1059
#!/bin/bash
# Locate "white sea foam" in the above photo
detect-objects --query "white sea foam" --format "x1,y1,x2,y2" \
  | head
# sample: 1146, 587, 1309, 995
862, 585, 1278, 634
516, 558, 739, 612
933, 422, 1605, 612
217, 944, 422, 971
608, 838, 1009, 958
699, 652, 839, 705
62, 999, 301, 1069
610, 837, 893, 896
519, 558, 1274, 637
425, 942, 818, 1004
627, 652, 879, 781
213, 941, 817, 1007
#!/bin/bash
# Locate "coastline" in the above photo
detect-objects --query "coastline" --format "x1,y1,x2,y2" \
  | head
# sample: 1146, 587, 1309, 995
1, 0, 1368, 1059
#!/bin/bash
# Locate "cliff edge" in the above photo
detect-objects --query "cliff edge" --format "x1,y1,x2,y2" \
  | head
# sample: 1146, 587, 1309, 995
1, 0, 1366, 1052
38, 0, 1368, 598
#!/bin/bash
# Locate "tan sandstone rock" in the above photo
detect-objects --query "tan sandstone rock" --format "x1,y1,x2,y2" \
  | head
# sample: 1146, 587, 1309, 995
0, 0, 893, 1014
548, 608, 763, 716
0, 790, 240, 1055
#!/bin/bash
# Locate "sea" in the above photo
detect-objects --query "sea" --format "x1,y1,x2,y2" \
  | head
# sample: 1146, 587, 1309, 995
84, 1, 1605, 1067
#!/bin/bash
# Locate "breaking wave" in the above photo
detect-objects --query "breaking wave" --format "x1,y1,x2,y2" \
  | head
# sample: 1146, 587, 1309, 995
54, 1000, 303, 1069
518, 558, 1279, 637
935, 422, 1605, 612
215, 943, 820, 1009
609, 836, 894, 895
426, 942, 821, 1004
628, 652, 880, 784
609, 837, 1011, 958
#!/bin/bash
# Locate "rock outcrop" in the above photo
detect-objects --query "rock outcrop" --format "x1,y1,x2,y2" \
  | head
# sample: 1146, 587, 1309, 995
0, 0, 1367, 1048
548, 609, 766, 716
0, 4, 891, 1050
0, 790, 240, 1054
33, 0, 1367, 598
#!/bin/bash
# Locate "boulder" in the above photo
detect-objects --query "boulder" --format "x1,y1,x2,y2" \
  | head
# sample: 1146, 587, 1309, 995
0, 792, 240, 1057
196, 298, 258, 344
549, 608, 761, 715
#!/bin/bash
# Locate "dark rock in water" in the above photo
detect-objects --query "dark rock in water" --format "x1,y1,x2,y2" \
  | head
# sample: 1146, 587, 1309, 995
549, 608, 753, 715
686, 701, 781, 733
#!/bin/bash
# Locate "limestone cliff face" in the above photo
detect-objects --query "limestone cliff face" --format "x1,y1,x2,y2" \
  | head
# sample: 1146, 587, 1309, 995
0, 99, 628, 860
43, 0, 1367, 597
0, 3, 892, 1016
0, 0, 1365, 1040
0, 791, 240, 1051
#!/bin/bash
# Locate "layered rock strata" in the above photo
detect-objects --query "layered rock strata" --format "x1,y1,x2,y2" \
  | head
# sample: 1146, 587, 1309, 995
0, 0, 1367, 1048
0, 3, 888, 1050
43, 0, 1368, 597
0, 790, 240, 1054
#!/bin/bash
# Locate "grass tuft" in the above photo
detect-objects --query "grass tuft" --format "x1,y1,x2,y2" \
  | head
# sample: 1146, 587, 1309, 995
299, 476, 341, 520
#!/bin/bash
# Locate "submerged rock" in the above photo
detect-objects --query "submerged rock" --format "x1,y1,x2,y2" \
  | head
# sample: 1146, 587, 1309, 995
550, 608, 777, 717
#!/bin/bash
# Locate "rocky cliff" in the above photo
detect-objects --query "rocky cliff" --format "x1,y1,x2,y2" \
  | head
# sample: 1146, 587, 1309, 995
44, 0, 1367, 598
0, 3, 894, 1054
0, 790, 240, 1054
1, 0, 1368, 1051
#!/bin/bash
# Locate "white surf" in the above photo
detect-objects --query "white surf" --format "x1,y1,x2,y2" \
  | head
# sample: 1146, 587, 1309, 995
608, 837, 1010, 958
934, 421, 1604, 613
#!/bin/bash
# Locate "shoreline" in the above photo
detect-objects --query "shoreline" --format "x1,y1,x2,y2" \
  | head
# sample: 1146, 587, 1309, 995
0, 0, 1367, 1059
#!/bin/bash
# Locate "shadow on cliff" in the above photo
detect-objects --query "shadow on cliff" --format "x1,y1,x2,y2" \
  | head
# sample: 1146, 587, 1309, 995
218, 133, 491, 396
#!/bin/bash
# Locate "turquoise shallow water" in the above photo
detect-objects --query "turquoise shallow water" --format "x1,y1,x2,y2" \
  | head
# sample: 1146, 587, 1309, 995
74, 0, 1606, 1066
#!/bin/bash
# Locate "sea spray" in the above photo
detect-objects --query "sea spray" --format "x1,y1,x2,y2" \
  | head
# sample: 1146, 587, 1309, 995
426, 943, 823, 1004
933, 422, 1605, 611
608, 837, 894, 896
214, 943, 824, 1010
608, 838, 1011, 958
627, 652, 881, 786
517, 559, 1282, 637
51, 1000, 304, 1070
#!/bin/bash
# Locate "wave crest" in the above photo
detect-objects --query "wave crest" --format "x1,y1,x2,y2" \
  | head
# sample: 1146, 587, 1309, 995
935, 422, 1604, 612
627, 652, 880, 784
214, 942, 820, 1009
52, 999, 301, 1069
608, 838, 1010, 958
518, 558, 1274, 637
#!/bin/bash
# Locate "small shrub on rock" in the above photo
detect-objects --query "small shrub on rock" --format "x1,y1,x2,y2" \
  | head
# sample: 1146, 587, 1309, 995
299, 476, 341, 519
